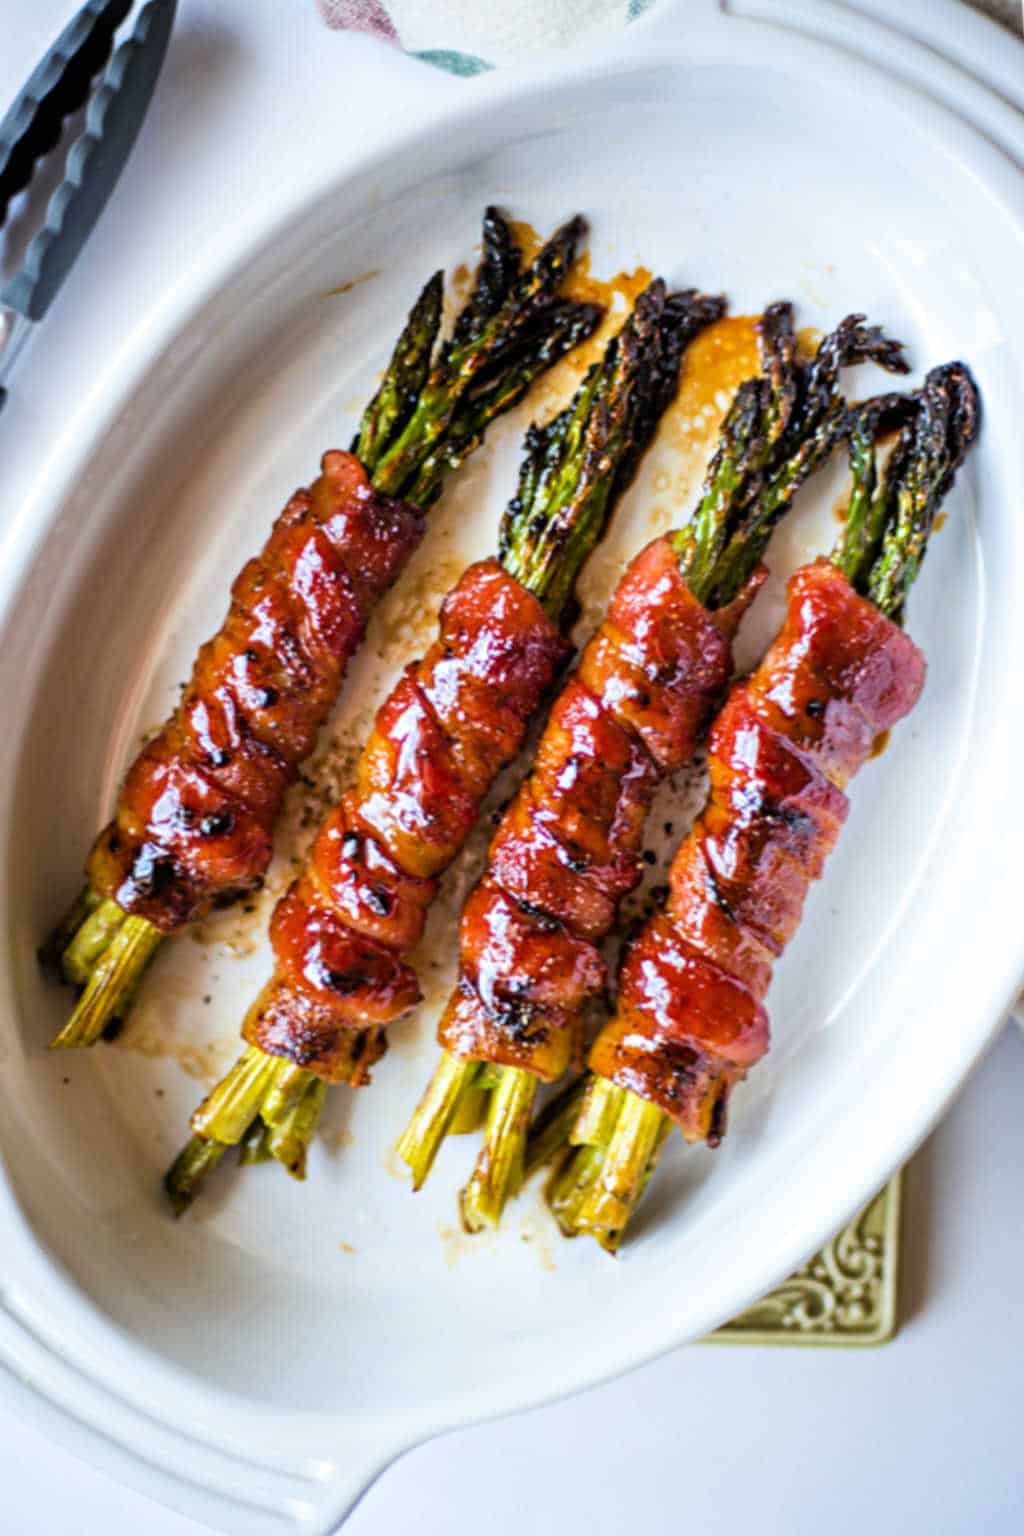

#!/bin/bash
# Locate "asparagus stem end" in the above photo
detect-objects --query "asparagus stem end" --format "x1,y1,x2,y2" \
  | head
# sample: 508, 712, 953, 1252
396, 1051, 482, 1190
536, 1079, 672, 1251
50, 914, 162, 1049
459, 1066, 538, 1233
190, 1046, 284, 1144
164, 1134, 227, 1217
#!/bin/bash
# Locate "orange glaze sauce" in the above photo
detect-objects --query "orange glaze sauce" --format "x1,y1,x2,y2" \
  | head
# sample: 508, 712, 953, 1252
796, 325, 823, 362
655, 314, 761, 471
326, 270, 380, 298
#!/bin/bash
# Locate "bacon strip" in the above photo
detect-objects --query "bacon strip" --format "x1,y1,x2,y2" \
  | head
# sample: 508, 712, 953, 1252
243, 559, 570, 1079
437, 537, 764, 1082
591, 559, 926, 1136
86, 453, 426, 932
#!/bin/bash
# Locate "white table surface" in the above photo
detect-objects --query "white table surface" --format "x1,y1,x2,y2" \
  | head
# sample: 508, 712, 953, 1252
3, 3, 1022, 1532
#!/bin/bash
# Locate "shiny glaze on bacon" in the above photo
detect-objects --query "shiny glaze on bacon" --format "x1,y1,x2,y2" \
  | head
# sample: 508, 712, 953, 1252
243, 559, 570, 1080
591, 558, 926, 1136
437, 536, 764, 1082
87, 452, 425, 932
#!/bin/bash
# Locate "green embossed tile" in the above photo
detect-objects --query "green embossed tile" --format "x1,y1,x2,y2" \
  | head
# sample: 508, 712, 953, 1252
707, 1172, 901, 1347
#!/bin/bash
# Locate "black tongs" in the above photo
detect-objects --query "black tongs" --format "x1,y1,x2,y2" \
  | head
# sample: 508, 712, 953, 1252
0, 0, 176, 411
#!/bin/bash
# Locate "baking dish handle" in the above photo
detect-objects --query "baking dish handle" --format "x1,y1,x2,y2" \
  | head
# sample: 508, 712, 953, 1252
0, 1292, 407, 1535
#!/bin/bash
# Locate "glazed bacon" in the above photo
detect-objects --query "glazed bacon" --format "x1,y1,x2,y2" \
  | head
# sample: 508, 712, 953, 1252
242, 558, 570, 1079
591, 558, 926, 1136
437, 536, 764, 1082
87, 452, 425, 932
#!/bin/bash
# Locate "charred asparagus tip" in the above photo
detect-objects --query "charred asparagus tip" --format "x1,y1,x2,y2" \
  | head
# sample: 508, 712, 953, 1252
50, 914, 161, 1049
460, 1066, 538, 1233
396, 1051, 482, 1190
862, 361, 981, 620
371, 213, 590, 501
498, 279, 723, 624
190, 1046, 284, 1144
164, 1134, 227, 1216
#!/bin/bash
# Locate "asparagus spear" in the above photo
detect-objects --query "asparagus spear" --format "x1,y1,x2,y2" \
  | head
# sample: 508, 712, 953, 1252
353, 271, 444, 472
48, 210, 598, 1053
399, 310, 911, 1233
538, 360, 980, 1251
371, 214, 588, 497
165, 281, 724, 1213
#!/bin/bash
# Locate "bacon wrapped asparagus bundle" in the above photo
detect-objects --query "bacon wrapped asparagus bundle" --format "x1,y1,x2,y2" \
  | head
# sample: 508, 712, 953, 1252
165, 279, 725, 1210
533, 361, 979, 1249
398, 308, 912, 1231
49, 209, 600, 1050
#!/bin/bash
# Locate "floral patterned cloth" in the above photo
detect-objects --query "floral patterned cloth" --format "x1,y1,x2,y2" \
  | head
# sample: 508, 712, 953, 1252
314, 0, 658, 72
315, 0, 1019, 74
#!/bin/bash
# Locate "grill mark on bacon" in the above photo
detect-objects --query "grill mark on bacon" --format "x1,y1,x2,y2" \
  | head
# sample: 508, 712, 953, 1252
87, 452, 425, 932
242, 559, 570, 1081
591, 559, 927, 1135
437, 537, 763, 1082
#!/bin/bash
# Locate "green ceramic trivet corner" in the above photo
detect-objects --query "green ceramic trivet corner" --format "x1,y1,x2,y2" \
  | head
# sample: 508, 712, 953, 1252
707, 1171, 902, 1347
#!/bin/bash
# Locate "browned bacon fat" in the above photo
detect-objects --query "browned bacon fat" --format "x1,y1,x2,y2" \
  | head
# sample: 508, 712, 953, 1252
87, 452, 424, 932
590, 558, 926, 1136
242, 558, 570, 1079
437, 536, 764, 1082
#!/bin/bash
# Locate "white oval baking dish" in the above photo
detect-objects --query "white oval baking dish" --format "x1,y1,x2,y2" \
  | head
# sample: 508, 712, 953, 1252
0, 2, 1021, 1530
